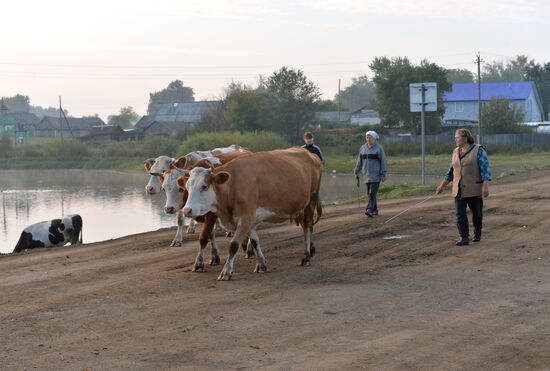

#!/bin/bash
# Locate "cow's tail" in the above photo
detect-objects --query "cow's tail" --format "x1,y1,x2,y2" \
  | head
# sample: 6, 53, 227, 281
72, 214, 83, 244
312, 172, 323, 225
313, 193, 323, 225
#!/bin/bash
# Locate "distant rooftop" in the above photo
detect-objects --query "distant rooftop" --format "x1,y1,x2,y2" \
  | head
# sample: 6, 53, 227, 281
443, 81, 536, 102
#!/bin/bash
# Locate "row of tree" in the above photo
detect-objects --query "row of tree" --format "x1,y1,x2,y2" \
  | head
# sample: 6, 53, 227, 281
3, 55, 550, 138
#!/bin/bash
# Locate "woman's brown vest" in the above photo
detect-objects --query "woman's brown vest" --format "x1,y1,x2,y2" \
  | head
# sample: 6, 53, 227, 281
451, 144, 482, 198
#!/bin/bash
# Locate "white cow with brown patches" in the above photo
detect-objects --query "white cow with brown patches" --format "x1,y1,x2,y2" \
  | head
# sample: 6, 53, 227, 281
178, 147, 323, 280
143, 146, 253, 269
162, 147, 254, 271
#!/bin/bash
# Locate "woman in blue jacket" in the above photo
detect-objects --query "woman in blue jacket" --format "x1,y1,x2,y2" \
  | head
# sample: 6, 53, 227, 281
354, 130, 388, 217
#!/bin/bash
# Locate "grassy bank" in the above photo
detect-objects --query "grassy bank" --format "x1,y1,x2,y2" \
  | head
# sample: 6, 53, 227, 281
333, 151, 550, 205
325, 151, 550, 176
0, 157, 145, 171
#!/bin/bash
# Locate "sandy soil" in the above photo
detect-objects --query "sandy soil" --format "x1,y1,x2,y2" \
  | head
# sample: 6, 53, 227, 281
1, 170, 550, 370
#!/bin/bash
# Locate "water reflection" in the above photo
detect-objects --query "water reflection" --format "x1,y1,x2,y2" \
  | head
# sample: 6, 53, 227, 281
0, 169, 439, 254
0, 170, 174, 253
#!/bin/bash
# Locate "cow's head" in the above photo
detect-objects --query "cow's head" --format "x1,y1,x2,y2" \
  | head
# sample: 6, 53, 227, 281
162, 168, 189, 214
144, 156, 175, 195
178, 167, 230, 218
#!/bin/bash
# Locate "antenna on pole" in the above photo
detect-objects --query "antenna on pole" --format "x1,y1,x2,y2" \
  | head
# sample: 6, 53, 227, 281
476, 52, 484, 144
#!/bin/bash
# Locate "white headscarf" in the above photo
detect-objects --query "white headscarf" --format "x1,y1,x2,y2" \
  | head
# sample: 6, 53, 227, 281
365, 130, 379, 140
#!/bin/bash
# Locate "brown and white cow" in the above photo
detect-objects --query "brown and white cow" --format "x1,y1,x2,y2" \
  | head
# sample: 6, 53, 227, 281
143, 145, 251, 247
178, 147, 323, 280
163, 148, 253, 271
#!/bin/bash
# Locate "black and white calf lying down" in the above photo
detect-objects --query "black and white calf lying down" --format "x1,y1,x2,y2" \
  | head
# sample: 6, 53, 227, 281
13, 214, 83, 253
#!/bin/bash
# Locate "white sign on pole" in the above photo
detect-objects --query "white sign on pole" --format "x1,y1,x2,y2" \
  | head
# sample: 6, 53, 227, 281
409, 82, 437, 112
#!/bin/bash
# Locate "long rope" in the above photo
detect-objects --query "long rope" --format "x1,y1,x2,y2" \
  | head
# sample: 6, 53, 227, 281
384, 193, 438, 224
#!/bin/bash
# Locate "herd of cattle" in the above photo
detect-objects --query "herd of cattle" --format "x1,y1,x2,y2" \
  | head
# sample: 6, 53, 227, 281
12, 145, 323, 281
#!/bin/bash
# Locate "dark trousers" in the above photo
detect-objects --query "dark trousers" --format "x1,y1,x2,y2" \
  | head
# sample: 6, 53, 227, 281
454, 196, 483, 239
366, 182, 380, 211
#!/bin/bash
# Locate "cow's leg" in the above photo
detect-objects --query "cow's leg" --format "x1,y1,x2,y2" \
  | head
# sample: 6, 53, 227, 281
171, 211, 185, 247
218, 218, 252, 281
241, 237, 255, 259
207, 215, 221, 266
300, 205, 316, 267
186, 219, 197, 234
248, 228, 267, 273
209, 232, 221, 265
193, 214, 216, 272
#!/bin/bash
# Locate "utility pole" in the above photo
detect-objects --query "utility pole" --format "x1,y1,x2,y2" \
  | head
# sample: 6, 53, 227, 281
59, 96, 63, 138
420, 84, 426, 185
476, 52, 484, 144
337, 78, 341, 122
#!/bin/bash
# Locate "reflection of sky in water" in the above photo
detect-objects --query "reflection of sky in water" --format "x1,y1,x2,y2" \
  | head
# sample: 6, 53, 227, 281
0, 169, 440, 254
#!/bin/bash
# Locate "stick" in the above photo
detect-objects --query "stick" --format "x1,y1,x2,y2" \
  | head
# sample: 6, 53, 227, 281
356, 177, 361, 209
384, 193, 437, 224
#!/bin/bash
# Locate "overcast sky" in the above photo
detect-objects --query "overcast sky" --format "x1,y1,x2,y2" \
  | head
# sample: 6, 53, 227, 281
1, 0, 550, 120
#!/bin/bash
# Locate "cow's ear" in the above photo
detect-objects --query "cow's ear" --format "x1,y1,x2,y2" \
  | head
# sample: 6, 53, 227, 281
174, 156, 187, 169
212, 171, 230, 185
176, 176, 189, 190
194, 159, 212, 169
144, 158, 155, 171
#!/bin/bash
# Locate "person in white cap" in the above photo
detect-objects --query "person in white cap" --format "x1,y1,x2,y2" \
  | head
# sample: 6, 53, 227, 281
354, 130, 388, 217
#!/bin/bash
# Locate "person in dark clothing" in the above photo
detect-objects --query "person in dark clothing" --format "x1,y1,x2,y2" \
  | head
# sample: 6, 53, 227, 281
302, 132, 324, 163
436, 128, 492, 246
354, 130, 387, 217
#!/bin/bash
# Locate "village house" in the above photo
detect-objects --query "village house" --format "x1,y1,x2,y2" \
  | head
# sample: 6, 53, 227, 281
442, 81, 544, 127
35, 116, 106, 138
136, 101, 223, 136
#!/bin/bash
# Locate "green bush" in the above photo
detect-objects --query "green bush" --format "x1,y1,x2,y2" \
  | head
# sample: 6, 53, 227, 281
135, 135, 180, 157
0, 134, 14, 158
17, 142, 43, 157
177, 131, 289, 155
43, 138, 92, 158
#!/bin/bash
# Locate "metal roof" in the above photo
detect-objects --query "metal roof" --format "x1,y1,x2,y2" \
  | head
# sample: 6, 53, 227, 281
443, 81, 536, 102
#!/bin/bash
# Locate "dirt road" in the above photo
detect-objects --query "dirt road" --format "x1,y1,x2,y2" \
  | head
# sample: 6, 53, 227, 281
1, 171, 550, 370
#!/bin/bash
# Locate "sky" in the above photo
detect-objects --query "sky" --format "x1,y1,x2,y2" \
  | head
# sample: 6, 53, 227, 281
1, 0, 550, 121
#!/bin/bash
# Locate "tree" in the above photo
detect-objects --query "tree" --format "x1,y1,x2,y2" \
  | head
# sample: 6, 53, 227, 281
481, 99, 529, 134
2, 94, 31, 113
263, 66, 321, 143
108, 106, 139, 129
525, 60, 550, 121
224, 87, 273, 132
482, 55, 531, 82
196, 102, 227, 133
337, 75, 376, 111
147, 80, 194, 115
316, 99, 339, 111
446, 68, 474, 83
370, 57, 451, 134
30, 106, 67, 118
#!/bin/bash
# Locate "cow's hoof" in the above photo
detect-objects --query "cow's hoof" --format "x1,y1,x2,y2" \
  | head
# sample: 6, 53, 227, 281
217, 272, 232, 281
192, 265, 205, 272
300, 258, 311, 267
170, 241, 183, 247
254, 264, 267, 273
210, 256, 221, 266
310, 244, 316, 256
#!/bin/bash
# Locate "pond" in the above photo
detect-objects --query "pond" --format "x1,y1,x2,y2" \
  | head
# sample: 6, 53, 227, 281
0, 169, 439, 253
